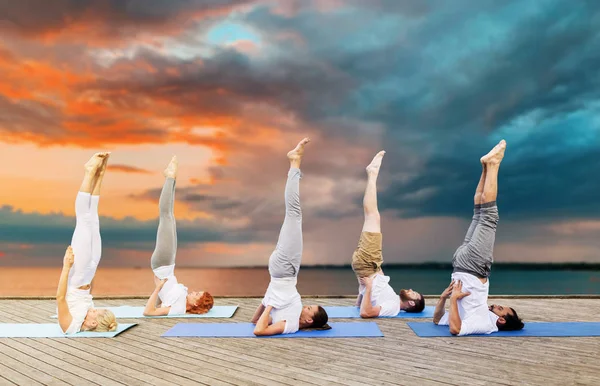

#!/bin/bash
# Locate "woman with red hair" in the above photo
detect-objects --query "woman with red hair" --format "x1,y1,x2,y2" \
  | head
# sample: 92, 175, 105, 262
143, 156, 214, 316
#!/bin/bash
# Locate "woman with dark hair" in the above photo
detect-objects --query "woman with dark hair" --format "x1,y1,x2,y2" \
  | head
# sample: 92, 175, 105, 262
252, 138, 330, 336
143, 156, 214, 316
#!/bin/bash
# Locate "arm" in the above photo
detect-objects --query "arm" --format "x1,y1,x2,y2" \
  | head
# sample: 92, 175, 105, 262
355, 293, 363, 307
359, 277, 381, 318
57, 246, 74, 333
143, 279, 171, 316
251, 304, 266, 324
253, 305, 286, 336
448, 298, 461, 335
433, 280, 454, 324
449, 280, 470, 335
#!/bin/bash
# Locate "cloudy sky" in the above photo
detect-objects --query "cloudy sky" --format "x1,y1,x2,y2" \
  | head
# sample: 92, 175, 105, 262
1, 0, 599, 267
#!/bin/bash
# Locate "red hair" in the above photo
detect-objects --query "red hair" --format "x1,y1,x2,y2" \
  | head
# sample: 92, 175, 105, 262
188, 292, 214, 314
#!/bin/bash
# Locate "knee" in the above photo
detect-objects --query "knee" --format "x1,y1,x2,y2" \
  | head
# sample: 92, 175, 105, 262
480, 192, 488, 203
480, 193, 497, 205
481, 209, 499, 224
286, 206, 302, 218
76, 213, 93, 222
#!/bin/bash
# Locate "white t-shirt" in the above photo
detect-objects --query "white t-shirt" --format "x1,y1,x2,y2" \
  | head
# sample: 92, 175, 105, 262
261, 277, 302, 334
359, 274, 400, 317
438, 272, 499, 336
153, 265, 188, 316
64, 288, 94, 335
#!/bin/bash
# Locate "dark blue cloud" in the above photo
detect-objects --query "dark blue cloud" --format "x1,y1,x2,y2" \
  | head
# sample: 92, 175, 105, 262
238, 0, 600, 220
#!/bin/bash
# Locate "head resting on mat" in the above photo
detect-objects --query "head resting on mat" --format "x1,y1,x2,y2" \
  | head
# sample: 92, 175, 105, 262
83, 309, 118, 332
400, 289, 425, 313
489, 304, 524, 331
186, 291, 214, 314
299, 305, 331, 330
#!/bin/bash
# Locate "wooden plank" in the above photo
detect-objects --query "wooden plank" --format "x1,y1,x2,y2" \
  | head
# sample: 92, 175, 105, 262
1, 298, 600, 386
127, 323, 348, 386
126, 322, 329, 386
122, 333, 301, 386
1, 339, 104, 386
0, 350, 64, 385
25, 339, 141, 386
69, 334, 234, 386
0, 360, 39, 386
0, 340, 96, 386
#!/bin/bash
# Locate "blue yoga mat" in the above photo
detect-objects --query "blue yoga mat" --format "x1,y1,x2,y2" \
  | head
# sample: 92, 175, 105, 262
162, 322, 384, 338
408, 322, 600, 337
0, 323, 136, 338
324, 305, 435, 318
52, 305, 237, 319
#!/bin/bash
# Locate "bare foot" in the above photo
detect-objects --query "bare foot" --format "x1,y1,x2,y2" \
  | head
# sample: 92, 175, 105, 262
287, 137, 310, 161
84, 153, 107, 174
97, 152, 111, 177
366, 150, 386, 175
164, 156, 178, 178
481, 140, 506, 165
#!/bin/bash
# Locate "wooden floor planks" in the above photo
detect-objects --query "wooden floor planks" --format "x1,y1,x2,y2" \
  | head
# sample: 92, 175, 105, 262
0, 297, 598, 385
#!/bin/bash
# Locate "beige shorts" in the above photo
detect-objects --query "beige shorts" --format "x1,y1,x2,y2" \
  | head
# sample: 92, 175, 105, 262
351, 232, 383, 278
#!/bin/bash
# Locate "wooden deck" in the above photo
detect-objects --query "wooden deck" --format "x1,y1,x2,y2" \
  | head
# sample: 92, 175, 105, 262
0, 297, 599, 386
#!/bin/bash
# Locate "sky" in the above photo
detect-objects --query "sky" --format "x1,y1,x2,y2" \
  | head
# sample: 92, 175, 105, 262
1, 0, 600, 267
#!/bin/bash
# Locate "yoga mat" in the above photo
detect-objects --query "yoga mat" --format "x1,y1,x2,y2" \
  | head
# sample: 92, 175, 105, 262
324, 305, 435, 318
408, 322, 600, 337
0, 323, 136, 338
51, 305, 238, 319
162, 322, 384, 338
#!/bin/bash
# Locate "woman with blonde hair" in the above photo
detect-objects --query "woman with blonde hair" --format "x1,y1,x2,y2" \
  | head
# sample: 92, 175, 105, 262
143, 156, 214, 316
56, 152, 117, 334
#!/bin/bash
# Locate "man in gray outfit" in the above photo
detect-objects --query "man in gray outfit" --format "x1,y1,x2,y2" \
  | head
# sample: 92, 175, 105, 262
433, 140, 524, 335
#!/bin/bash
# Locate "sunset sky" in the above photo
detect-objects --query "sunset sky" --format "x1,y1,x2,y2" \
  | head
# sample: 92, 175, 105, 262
1, 0, 600, 267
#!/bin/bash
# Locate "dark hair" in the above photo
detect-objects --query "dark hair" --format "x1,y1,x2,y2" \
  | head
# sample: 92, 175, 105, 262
188, 292, 214, 314
405, 293, 425, 313
498, 308, 524, 331
310, 306, 331, 330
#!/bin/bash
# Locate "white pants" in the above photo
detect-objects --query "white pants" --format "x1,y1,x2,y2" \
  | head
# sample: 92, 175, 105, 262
68, 192, 102, 287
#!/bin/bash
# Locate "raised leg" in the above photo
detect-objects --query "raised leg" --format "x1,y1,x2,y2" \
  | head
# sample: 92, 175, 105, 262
362, 151, 385, 233
453, 140, 505, 278
69, 153, 105, 287
91, 155, 109, 267
351, 151, 386, 279
268, 139, 309, 279
151, 157, 179, 270
460, 164, 487, 246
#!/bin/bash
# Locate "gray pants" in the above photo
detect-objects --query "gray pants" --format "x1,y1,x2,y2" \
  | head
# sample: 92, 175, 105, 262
452, 202, 499, 278
268, 168, 303, 279
151, 178, 177, 270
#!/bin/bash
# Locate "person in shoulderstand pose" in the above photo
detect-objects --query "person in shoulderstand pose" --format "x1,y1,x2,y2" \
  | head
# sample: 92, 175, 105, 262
352, 150, 425, 318
143, 156, 214, 317
433, 140, 524, 335
251, 138, 330, 336
56, 152, 117, 334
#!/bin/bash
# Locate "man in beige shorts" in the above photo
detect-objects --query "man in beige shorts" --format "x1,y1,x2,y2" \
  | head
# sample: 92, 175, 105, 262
352, 151, 425, 318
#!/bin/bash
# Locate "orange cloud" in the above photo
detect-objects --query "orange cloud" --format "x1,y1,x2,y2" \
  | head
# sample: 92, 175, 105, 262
107, 164, 153, 174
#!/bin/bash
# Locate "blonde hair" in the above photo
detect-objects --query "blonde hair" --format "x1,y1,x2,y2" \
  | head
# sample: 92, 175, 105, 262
93, 309, 118, 332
